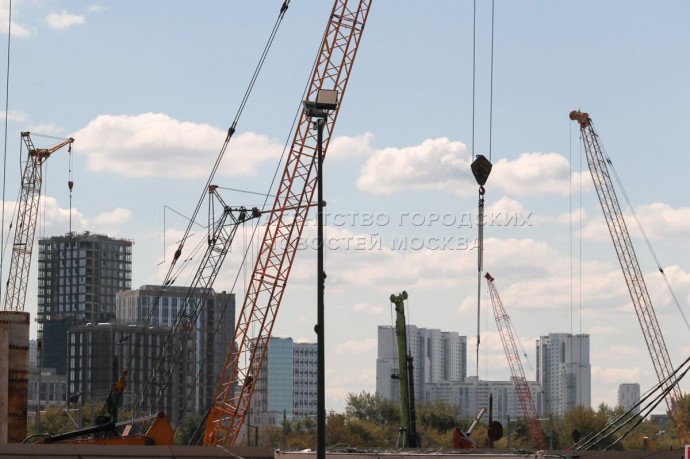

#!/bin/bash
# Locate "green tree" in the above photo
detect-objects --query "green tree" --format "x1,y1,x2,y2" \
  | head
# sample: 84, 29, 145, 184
416, 400, 459, 433
345, 391, 399, 425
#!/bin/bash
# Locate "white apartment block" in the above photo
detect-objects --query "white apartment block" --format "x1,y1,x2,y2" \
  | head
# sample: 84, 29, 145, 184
376, 325, 467, 403
536, 333, 591, 418
425, 376, 543, 426
617, 383, 640, 414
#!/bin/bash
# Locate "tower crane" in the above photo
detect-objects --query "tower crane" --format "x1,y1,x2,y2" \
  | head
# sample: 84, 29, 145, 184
485, 272, 547, 450
3, 132, 74, 312
204, 0, 372, 446
570, 110, 688, 445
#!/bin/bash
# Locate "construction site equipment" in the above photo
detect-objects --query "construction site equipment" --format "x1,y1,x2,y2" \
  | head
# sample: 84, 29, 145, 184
3, 132, 74, 313
452, 408, 485, 449
0, 132, 73, 444
485, 272, 547, 450
24, 412, 174, 445
390, 291, 419, 448
204, 0, 371, 446
570, 110, 688, 445
133, 186, 261, 418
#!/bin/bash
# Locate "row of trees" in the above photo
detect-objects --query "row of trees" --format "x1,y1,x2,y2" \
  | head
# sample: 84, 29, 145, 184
234, 392, 682, 451
27, 391, 682, 450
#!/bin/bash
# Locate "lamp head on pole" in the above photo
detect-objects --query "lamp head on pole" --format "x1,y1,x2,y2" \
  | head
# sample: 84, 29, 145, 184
303, 89, 339, 118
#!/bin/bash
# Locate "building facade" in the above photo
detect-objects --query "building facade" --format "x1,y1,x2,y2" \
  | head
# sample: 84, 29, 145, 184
617, 383, 640, 414
67, 286, 235, 424
425, 376, 543, 426
376, 325, 467, 403
536, 333, 591, 418
37, 232, 133, 374
250, 337, 317, 431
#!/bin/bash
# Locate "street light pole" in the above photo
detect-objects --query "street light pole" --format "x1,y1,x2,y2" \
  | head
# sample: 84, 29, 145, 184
303, 89, 337, 459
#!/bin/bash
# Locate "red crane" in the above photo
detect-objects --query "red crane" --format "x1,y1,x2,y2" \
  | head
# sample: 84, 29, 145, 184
204, 0, 372, 446
570, 110, 688, 445
485, 272, 548, 450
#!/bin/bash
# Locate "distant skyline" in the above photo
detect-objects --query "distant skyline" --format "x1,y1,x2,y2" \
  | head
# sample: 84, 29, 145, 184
0, 1, 688, 414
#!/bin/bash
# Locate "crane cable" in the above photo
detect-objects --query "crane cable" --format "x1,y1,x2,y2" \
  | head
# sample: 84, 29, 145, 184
597, 128, 690, 333
472, 0, 496, 403
159, 0, 290, 291
0, 0, 11, 304
130, 0, 292, 416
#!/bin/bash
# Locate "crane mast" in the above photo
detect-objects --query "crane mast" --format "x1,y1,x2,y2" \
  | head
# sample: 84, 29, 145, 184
390, 291, 419, 448
3, 132, 74, 312
570, 110, 688, 444
204, 0, 372, 446
485, 273, 547, 450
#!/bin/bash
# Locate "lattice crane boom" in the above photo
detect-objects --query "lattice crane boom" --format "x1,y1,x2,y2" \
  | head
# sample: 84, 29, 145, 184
485, 272, 547, 450
3, 132, 74, 312
570, 110, 687, 444
204, 0, 372, 446
133, 186, 261, 418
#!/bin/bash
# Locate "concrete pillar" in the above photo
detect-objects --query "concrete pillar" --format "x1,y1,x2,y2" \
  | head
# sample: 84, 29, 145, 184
1, 312, 29, 443
0, 319, 9, 443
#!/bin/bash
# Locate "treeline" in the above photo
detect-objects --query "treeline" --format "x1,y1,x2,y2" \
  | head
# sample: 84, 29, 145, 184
27, 391, 684, 450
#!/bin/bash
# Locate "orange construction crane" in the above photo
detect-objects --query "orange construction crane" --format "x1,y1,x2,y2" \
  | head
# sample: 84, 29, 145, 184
570, 110, 688, 445
3, 132, 74, 312
485, 272, 547, 450
204, 0, 372, 446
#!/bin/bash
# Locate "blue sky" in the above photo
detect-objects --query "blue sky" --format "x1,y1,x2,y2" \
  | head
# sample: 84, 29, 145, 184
1, 0, 689, 416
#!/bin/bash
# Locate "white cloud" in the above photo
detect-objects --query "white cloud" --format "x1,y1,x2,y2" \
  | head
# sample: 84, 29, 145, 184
357, 137, 473, 195
490, 152, 578, 197
0, 3, 30, 37
72, 113, 282, 179
335, 338, 376, 355
87, 5, 108, 14
356, 138, 585, 198
353, 302, 385, 315
0, 110, 27, 121
45, 11, 85, 29
328, 132, 375, 159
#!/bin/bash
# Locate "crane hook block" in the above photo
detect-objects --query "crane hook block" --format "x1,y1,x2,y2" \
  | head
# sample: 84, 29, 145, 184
471, 155, 492, 186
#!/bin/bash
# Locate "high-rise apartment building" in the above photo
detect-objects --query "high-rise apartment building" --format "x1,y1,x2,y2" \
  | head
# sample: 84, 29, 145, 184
536, 333, 591, 418
250, 337, 317, 430
67, 286, 235, 423
617, 383, 640, 414
37, 232, 132, 374
376, 325, 467, 403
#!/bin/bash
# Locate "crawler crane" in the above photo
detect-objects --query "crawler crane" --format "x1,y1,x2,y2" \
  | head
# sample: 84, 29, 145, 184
570, 110, 689, 445
485, 272, 547, 450
3, 132, 74, 312
204, 0, 372, 446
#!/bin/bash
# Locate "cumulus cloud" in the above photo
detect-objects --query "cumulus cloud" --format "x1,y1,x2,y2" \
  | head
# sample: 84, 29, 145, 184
356, 138, 584, 197
581, 202, 690, 243
0, 110, 27, 121
490, 152, 581, 197
72, 113, 282, 179
45, 11, 85, 29
328, 132, 375, 159
357, 137, 473, 195
0, 3, 30, 37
